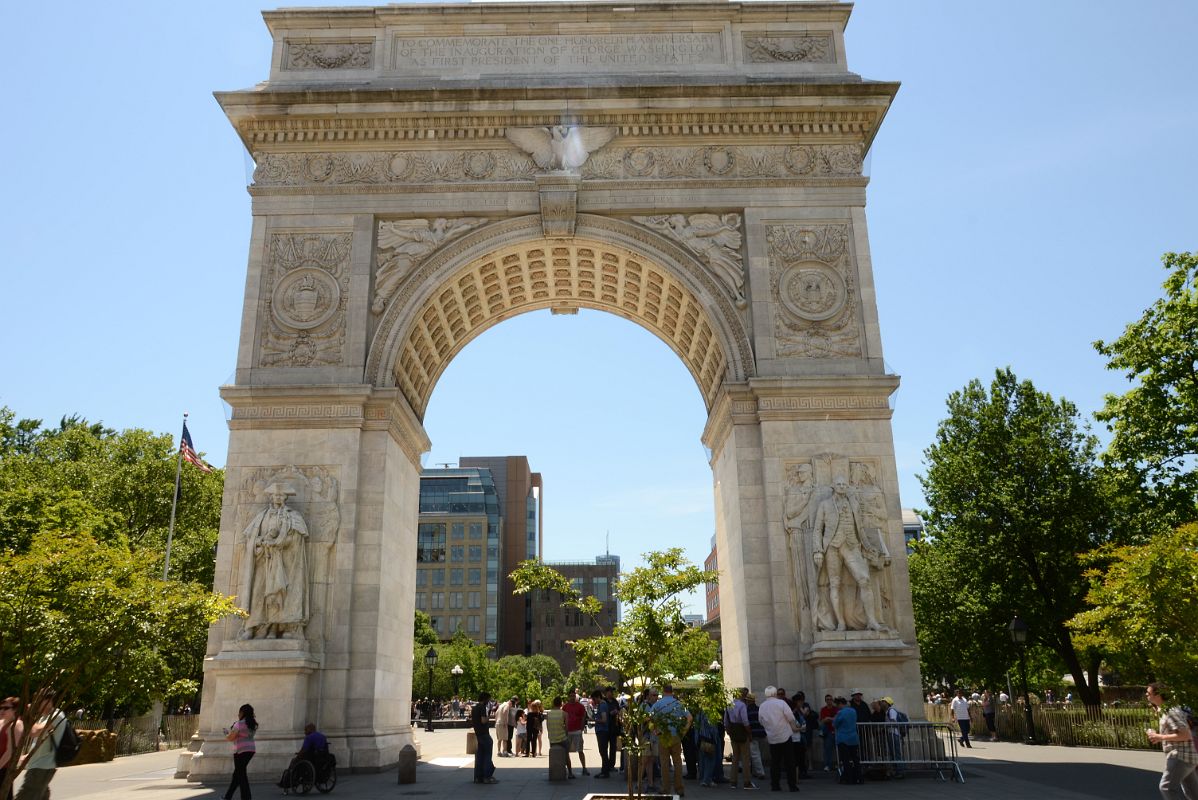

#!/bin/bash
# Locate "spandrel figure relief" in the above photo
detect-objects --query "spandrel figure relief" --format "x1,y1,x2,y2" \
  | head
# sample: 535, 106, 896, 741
786, 457, 895, 635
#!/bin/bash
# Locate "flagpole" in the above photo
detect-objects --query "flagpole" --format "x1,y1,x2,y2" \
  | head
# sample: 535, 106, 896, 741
164, 412, 187, 581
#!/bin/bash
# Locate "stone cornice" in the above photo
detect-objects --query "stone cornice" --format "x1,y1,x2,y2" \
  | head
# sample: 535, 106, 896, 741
702, 374, 900, 460
262, 3, 854, 32
221, 384, 373, 430
217, 87, 898, 153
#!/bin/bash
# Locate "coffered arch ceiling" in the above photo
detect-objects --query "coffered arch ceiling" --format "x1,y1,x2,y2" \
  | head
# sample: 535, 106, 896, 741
367, 215, 755, 419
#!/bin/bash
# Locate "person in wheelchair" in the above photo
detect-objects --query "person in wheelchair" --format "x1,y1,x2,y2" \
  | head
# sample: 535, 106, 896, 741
279, 723, 337, 794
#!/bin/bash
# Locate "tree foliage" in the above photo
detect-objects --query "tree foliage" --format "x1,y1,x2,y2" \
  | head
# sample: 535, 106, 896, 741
512, 547, 727, 780
0, 407, 230, 719
1070, 523, 1198, 706
0, 531, 240, 711
1095, 252, 1198, 524
915, 369, 1115, 705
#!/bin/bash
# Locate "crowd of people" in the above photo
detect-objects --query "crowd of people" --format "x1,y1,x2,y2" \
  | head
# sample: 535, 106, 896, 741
462, 683, 916, 790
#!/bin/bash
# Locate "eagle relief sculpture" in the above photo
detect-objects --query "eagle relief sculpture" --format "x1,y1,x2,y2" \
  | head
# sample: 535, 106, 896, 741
504, 125, 617, 173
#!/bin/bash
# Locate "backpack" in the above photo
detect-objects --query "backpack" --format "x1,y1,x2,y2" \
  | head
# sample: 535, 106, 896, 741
894, 709, 909, 738
53, 717, 82, 766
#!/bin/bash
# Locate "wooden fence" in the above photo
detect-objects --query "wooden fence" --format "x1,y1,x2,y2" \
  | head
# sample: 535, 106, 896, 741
923, 702, 1157, 750
77, 714, 200, 757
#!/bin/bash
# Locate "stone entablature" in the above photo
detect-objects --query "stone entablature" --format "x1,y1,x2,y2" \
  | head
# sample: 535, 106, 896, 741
263, 3, 852, 84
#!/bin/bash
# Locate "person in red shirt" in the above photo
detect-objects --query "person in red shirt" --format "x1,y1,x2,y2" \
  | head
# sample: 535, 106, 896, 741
818, 694, 837, 772
562, 689, 590, 776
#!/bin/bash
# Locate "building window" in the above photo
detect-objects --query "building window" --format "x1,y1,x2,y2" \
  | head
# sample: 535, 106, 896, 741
451, 568, 464, 586
416, 570, 428, 587
430, 616, 441, 633
431, 592, 444, 609
468, 545, 482, 562
468, 616, 480, 634
415, 592, 426, 610
450, 545, 465, 563
452, 523, 465, 540
571, 577, 584, 595
468, 569, 481, 586
468, 591, 481, 608
432, 571, 445, 587
544, 612, 555, 626
469, 522, 482, 539
450, 592, 463, 609
417, 523, 446, 562
449, 616, 461, 634
594, 577, 609, 601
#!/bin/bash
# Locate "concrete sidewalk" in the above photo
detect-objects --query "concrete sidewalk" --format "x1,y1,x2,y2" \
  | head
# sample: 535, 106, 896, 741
32, 729, 1164, 800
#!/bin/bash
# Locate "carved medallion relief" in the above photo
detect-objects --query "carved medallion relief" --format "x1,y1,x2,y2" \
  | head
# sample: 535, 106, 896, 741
742, 34, 834, 64
766, 224, 861, 358
259, 233, 352, 367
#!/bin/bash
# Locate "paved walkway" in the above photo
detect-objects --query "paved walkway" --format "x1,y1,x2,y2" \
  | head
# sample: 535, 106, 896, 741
30, 730, 1164, 800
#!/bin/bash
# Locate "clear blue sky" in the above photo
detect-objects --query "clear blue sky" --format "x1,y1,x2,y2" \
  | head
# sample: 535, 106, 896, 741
2, 2, 1195, 614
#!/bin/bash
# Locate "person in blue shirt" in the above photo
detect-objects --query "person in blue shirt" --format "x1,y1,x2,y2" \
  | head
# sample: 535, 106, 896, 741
832, 697, 862, 785
651, 684, 693, 797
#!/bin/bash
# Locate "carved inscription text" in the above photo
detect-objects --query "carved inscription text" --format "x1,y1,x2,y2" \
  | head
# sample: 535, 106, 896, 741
393, 33, 724, 72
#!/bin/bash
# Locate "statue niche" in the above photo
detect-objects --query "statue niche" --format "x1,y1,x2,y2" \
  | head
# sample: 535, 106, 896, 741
231, 466, 341, 645
785, 456, 894, 635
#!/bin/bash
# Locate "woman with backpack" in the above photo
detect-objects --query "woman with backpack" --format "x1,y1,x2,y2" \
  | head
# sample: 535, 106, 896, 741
0, 698, 24, 800
223, 704, 258, 800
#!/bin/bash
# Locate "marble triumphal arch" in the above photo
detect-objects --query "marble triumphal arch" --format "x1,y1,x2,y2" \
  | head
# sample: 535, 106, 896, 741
187, 0, 921, 781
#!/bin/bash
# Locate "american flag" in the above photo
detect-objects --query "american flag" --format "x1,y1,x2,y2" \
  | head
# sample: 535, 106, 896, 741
181, 421, 213, 473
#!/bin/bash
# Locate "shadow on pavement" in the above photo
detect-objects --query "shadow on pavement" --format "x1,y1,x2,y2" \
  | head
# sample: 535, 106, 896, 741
966, 759, 1157, 800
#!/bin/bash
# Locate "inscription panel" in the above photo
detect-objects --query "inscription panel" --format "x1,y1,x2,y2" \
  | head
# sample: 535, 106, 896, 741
391, 32, 726, 73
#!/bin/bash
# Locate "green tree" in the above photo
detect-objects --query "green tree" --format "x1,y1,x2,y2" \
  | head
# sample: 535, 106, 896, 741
1094, 252, 1198, 525
0, 407, 227, 722
512, 549, 726, 799
1070, 523, 1198, 706
413, 610, 439, 647
916, 369, 1115, 706
0, 532, 239, 798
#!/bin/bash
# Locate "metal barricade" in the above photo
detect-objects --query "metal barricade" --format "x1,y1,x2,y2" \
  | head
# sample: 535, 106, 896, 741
850, 722, 964, 783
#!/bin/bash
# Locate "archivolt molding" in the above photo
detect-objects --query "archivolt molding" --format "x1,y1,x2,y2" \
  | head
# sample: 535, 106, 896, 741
364, 215, 755, 418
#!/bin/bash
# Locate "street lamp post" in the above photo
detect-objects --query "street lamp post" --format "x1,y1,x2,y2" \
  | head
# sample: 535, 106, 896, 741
1007, 616, 1037, 744
424, 646, 439, 733
452, 664, 464, 713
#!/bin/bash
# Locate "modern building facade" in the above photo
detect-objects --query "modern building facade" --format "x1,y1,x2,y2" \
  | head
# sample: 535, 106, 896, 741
459, 456, 543, 656
416, 467, 502, 645
901, 509, 924, 554
704, 534, 720, 622
530, 557, 620, 675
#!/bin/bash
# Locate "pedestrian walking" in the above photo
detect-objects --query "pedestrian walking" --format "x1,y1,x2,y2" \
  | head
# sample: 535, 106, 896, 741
950, 688, 973, 748
472, 691, 497, 784
1146, 683, 1198, 799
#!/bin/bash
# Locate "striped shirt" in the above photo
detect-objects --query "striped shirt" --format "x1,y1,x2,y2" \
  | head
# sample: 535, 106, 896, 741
230, 720, 256, 754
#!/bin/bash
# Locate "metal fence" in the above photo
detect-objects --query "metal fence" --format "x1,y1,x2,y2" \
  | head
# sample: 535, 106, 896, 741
77, 714, 200, 757
922, 702, 1158, 750
850, 721, 964, 783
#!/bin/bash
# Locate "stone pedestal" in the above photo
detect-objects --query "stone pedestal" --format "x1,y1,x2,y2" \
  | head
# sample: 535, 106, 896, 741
806, 631, 922, 716
188, 640, 321, 782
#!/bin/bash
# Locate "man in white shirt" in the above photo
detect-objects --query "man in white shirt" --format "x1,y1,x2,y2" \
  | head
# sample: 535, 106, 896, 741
757, 686, 799, 792
949, 689, 972, 749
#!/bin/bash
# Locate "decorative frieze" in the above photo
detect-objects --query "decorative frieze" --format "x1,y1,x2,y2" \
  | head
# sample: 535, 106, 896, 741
251, 144, 861, 188
743, 34, 834, 64
234, 405, 363, 421
284, 40, 374, 70
259, 233, 352, 368
766, 224, 862, 359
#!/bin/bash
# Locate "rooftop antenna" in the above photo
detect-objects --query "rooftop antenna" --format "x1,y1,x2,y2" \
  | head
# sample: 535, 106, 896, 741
436, 462, 455, 469
606, 530, 610, 556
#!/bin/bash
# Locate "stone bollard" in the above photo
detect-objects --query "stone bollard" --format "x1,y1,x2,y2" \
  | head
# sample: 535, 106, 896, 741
466, 730, 477, 754
548, 743, 569, 781
397, 744, 418, 784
